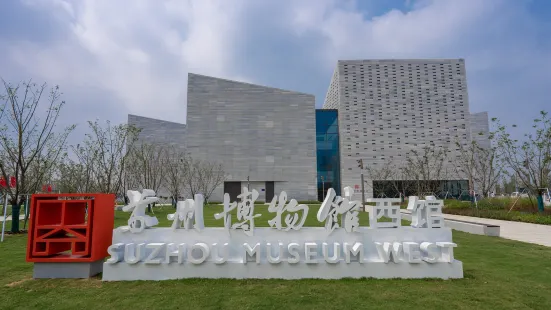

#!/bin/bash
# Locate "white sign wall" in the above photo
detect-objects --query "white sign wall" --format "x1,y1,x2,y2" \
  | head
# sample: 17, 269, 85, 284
102, 188, 463, 281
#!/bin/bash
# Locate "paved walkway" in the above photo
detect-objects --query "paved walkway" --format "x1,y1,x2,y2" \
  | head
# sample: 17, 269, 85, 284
437, 212, 551, 247
0, 215, 25, 222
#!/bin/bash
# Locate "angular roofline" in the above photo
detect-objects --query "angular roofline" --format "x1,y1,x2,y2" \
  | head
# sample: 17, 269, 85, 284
188, 73, 314, 97
128, 114, 186, 126
336, 58, 465, 63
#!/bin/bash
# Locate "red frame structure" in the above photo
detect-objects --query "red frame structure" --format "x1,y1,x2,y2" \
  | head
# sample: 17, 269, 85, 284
26, 193, 115, 263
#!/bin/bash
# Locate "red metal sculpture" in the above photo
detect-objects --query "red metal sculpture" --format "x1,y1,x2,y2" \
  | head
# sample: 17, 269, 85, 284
26, 193, 115, 263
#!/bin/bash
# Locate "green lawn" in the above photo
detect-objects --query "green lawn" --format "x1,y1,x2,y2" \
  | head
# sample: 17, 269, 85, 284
443, 198, 551, 225
1, 205, 551, 309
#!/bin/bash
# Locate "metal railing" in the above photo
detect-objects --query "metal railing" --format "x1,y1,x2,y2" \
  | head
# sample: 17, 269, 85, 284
1, 194, 31, 242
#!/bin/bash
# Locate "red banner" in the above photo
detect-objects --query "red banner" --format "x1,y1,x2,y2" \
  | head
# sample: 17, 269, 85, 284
0, 176, 16, 188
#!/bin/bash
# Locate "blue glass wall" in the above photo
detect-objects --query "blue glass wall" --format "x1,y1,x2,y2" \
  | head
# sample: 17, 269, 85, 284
316, 110, 341, 201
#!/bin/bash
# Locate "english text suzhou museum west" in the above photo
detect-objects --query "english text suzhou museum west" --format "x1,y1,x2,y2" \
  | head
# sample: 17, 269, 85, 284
129, 59, 490, 202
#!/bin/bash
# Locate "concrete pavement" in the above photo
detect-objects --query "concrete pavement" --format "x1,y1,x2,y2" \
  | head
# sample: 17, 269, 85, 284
0, 214, 25, 222
438, 213, 551, 247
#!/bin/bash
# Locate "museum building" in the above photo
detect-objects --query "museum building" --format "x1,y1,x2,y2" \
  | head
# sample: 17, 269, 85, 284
129, 59, 489, 201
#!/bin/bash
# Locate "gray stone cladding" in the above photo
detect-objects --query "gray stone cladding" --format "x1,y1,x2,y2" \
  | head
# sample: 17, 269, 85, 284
323, 67, 340, 109
323, 59, 489, 197
186, 73, 317, 202
127, 114, 187, 197
470, 111, 491, 149
128, 114, 187, 151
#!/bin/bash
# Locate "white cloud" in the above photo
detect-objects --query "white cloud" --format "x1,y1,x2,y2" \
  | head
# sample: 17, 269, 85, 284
0, 0, 549, 132
4, 0, 251, 123
283, 0, 551, 126
287, 0, 503, 67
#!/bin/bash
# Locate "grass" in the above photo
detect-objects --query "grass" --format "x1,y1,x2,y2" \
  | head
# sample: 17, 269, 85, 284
1, 204, 551, 309
443, 197, 551, 225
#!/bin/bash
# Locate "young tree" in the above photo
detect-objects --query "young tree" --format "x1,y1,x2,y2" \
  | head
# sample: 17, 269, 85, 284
403, 146, 449, 196
185, 157, 226, 203
0, 80, 74, 233
72, 120, 140, 196
494, 111, 551, 212
473, 143, 502, 197
164, 146, 190, 207
454, 140, 477, 195
501, 176, 517, 194
365, 160, 394, 198
454, 137, 503, 198
388, 164, 414, 201
53, 154, 93, 193
125, 142, 166, 212
126, 143, 166, 193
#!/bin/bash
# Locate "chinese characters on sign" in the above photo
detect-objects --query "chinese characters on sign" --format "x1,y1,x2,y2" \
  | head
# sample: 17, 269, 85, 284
105, 188, 461, 281
168, 195, 205, 231
121, 190, 160, 233
365, 198, 402, 228
267, 191, 309, 231
407, 196, 444, 228
119, 189, 445, 235
317, 187, 361, 233
214, 188, 262, 236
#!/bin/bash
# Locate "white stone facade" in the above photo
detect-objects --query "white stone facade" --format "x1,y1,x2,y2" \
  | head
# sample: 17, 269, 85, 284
470, 111, 491, 149
323, 59, 489, 197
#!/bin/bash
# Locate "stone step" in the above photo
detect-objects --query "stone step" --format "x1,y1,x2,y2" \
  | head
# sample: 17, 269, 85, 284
400, 210, 500, 237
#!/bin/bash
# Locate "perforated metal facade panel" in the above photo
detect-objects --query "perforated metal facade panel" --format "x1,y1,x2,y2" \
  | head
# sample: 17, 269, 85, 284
323, 59, 489, 197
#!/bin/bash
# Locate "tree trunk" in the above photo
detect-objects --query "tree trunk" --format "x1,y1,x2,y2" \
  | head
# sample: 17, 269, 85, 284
10, 203, 20, 233
537, 194, 545, 213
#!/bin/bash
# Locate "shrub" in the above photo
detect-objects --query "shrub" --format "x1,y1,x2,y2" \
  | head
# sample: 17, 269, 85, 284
442, 197, 551, 225
444, 197, 541, 212
444, 208, 551, 225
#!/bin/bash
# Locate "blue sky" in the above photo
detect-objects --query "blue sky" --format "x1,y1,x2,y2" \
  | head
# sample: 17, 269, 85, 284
1, 0, 550, 142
